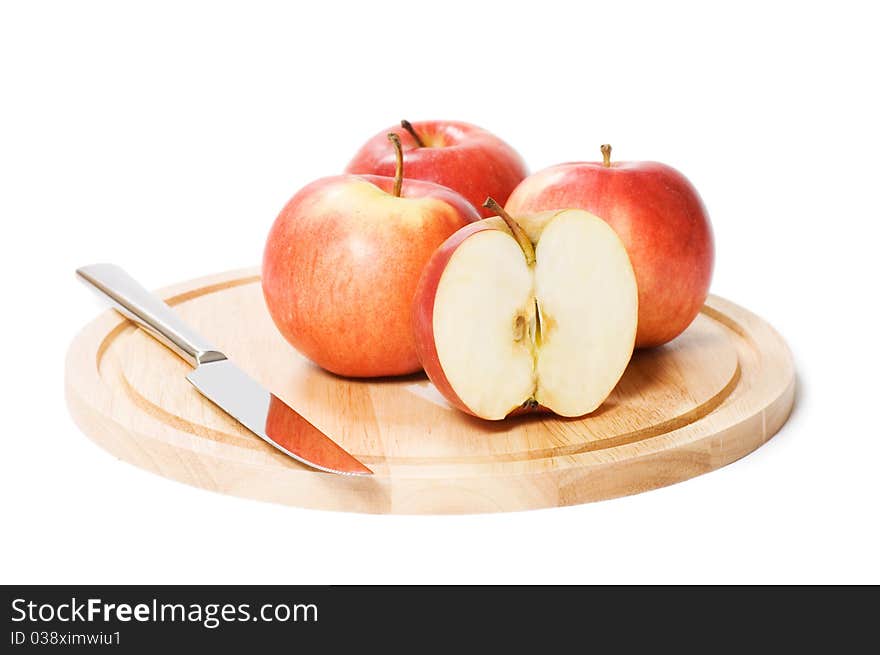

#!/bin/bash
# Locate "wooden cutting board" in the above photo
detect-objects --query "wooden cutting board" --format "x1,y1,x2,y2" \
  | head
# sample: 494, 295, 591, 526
65, 267, 795, 514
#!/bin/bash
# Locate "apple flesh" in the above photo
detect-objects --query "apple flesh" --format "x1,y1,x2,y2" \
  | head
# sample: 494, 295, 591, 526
263, 171, 480, 378
346, 120, 528, 218
413, 207, 638, 420
505, 146, 714, 348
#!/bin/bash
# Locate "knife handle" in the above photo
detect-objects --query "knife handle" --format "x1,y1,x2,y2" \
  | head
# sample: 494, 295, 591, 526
76, 263, 226, 368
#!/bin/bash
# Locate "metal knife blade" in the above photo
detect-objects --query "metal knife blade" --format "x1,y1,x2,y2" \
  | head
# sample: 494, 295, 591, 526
187, 360, 372, 475
76, 263, 372, 476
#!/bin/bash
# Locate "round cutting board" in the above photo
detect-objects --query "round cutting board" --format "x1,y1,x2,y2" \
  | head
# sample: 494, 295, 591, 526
65, 268, 795, 514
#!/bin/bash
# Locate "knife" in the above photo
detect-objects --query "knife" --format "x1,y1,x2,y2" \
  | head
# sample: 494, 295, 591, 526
76, 263, 372, 476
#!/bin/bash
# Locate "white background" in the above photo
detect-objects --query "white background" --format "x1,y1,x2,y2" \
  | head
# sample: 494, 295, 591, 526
1, 1, 878, 584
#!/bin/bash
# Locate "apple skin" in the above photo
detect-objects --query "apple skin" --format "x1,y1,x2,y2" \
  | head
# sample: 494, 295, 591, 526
262, 174, 481, 378
505, 160, 714, 348
345, 120, 528, 218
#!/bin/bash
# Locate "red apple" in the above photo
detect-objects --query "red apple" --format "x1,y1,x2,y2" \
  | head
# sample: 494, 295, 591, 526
413, 199, 638, 420
263, 134, 481, 378
505, 145, 714, 348
345, 120, 528, 218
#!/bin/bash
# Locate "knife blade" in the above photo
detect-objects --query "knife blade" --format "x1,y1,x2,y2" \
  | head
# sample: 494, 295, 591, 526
76, 263, 372, 476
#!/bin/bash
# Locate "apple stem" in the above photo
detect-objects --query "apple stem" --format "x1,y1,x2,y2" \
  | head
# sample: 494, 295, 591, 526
483, 197, 535, 265
387, 133, 404, 197
601, 144, 612, 167
400, 120, 425, 147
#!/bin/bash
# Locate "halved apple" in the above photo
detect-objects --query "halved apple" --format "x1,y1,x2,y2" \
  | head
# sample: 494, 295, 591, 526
412, 201, 638, 420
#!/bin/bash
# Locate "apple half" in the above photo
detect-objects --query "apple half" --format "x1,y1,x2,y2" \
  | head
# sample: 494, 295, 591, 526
413, 203, 638, 420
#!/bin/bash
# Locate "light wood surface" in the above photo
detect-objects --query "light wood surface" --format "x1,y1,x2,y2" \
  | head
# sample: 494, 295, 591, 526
65, 268, 796, 514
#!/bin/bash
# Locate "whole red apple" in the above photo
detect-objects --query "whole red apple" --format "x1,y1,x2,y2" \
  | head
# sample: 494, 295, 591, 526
263, 134, 481, 377
505, 145, 714, 348
345, 120, 528, 218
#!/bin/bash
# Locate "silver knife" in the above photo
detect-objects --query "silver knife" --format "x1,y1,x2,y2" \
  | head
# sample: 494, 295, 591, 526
76, 263, 372, 476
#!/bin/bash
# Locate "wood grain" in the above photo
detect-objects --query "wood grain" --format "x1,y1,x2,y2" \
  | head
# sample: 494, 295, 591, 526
65, 267, 795, 513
